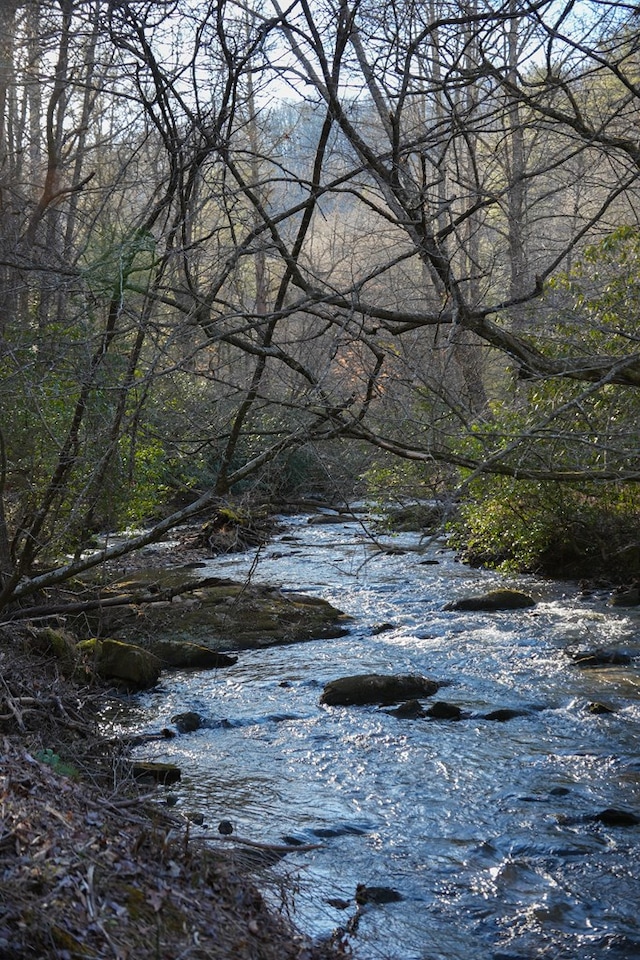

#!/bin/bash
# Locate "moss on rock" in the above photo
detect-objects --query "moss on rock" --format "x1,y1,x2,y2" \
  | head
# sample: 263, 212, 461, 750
77, 638, 162, 689
147, 639, 238, 669
80, 573, 351, 651
26, 626, 78, 670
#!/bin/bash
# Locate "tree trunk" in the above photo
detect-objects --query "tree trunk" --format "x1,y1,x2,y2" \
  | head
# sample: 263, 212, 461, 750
0, 429, 13, 583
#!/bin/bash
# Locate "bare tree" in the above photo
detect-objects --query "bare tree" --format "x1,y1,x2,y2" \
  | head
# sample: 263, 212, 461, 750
251, 1, 640, 468
1, 0, 640, 614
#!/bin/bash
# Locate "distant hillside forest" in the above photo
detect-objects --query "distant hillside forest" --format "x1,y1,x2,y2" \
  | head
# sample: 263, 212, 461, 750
1, 0, 640, 614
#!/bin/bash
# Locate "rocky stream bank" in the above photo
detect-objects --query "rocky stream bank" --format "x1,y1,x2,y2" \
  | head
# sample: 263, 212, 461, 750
0, 537, 354, 960
3, 507, 640, 959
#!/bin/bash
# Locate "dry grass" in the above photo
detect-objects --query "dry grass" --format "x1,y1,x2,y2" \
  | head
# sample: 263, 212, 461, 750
0, 628, 349, 960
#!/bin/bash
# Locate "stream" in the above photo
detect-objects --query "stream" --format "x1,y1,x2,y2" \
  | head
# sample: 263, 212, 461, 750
104, 514, 640, 960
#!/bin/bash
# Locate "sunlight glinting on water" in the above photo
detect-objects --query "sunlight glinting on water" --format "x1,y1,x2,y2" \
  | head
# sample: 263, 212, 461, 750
106, 516, 640, 960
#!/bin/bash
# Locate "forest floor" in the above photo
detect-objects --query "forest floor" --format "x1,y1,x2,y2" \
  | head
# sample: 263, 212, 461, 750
0, 625, 348, 960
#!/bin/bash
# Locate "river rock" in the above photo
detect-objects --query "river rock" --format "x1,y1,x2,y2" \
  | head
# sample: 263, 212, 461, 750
321, 673, 440, 706
426, 701, 463, 721
306, 513, 348, 525
131, 761, 181, 785
570, 649, 632, 668
371, 622, 395, 635
482, 708, 529, 721
326, 897, 352, 910
592, 808, 640, 827
148, 639, 237, 669
444, 589, 535, 611
587, 701, 616, 715
389, 699, 427, 719
609, 585, 640, 607
355, 883, 403, 905
79, 572, 351, 651
171, 711, 203, 733
77, 637, 161, 689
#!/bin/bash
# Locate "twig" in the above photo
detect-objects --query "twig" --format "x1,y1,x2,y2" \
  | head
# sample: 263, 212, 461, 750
1, 678, 26, 731
84, 863, 97, 920
98, 792, 159, 810
1, 575, 226, 623
204, 833, 323, 853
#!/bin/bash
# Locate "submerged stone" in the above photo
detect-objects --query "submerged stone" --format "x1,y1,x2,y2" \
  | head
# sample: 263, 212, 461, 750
306, 513, 347, 525
131, 761, 181, 785
355, 884, 403, 905
326, 897, 352, 910
592, 808, 640, 827
570, 649, 632, 668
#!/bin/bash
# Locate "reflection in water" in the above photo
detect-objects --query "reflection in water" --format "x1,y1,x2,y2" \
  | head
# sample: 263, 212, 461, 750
104, 516, 640, 960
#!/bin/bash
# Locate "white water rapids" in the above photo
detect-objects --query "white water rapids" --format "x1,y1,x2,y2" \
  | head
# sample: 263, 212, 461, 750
104, 514, 640, 960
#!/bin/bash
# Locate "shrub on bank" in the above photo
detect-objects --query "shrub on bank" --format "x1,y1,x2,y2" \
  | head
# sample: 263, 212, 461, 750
449, 478, 640, 580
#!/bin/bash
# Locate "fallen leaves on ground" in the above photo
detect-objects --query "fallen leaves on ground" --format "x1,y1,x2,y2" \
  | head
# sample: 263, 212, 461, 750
0, 631, 347, 960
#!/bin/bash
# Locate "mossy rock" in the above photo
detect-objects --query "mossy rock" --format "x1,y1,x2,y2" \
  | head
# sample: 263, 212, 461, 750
27, 627, 78, 669
77, 638, 162, 689
82, 573, 351, 651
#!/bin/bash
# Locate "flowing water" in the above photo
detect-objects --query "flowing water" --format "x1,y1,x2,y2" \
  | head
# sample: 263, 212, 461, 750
105, 515, 640, 960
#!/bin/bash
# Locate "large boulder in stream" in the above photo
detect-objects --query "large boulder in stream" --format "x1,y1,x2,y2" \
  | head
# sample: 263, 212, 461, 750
444, 589, 535, 612
77, 570, 351, 652
321, 673, 440, 706
77, 638, 162, 689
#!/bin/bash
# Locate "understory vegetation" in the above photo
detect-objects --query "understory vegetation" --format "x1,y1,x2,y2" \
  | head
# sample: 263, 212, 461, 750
449, 479, 640, 579
2, 3, 640, 949
2, 1, 640, 611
